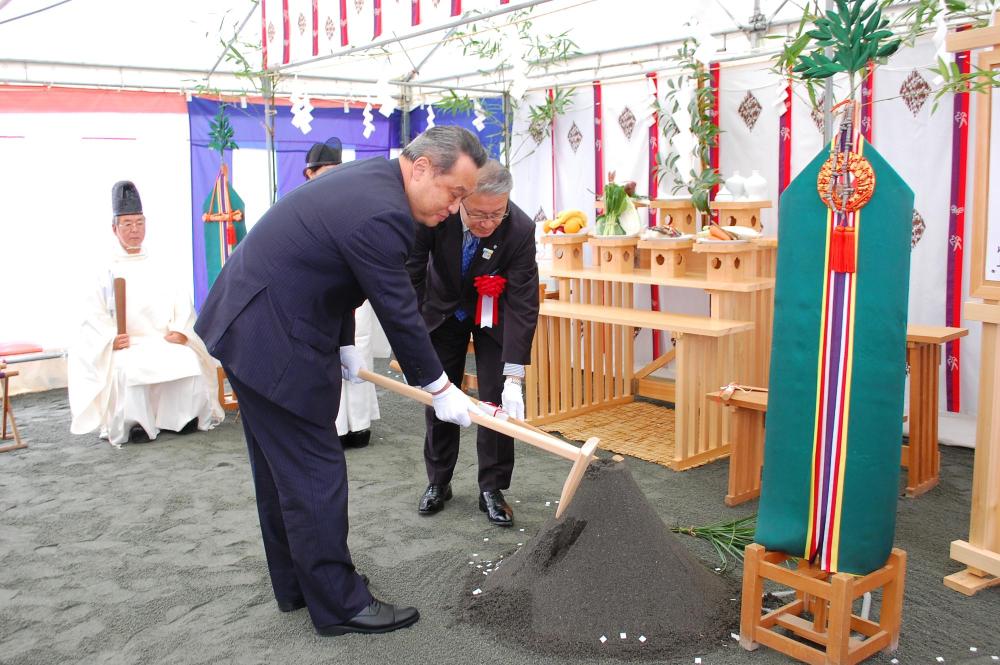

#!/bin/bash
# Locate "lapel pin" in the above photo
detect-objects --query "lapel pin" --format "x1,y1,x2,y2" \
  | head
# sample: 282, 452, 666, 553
481, 247, 494, 260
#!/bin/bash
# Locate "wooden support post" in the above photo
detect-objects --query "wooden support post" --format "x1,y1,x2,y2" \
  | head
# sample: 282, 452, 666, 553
944, 15, 1000, 596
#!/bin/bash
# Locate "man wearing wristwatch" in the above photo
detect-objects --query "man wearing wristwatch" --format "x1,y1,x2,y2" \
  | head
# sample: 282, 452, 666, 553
406, 160, 540, 527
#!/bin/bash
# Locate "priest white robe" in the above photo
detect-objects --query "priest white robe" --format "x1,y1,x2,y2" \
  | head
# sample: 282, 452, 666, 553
68, 246, 223, 446
335, 301, 380, 436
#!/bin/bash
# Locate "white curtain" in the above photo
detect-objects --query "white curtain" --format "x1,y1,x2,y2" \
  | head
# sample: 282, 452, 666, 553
1, 110, 192, 393
717, 62, 783, 235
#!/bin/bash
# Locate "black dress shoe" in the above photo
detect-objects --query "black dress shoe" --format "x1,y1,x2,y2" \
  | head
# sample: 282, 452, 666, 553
278, 575, 370, 612
128, 425, 151, 444
315, 599, 419, 636
418, 484, 452, 514
479, 490, 513, 527
179, 418, 199, 435
340, 429, 371, 449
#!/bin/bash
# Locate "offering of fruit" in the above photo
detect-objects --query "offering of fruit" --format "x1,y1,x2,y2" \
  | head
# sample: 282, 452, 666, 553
544, 209, 588, 234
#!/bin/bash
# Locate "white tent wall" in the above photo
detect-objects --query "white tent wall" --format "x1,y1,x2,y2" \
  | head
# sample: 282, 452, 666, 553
1, 108, 193, 393
509, 90, 555, 226
717, 61, 783, 235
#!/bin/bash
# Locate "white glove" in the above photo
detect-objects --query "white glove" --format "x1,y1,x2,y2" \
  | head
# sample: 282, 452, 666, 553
427, 381, 472, 427
502, 378, 525, 420
339, 345, 366, 384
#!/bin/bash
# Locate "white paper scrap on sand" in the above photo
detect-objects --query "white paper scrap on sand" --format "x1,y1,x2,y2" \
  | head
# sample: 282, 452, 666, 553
971, 648, 978, 652
937, 658, 945, 662
599, 636, 607, 644
890, 659, 898, 664
639, 636, 647, 643
731, 633, 739, 641
545, 501, 551, 506
620, 632, 627, 639
472, 588, 482, 595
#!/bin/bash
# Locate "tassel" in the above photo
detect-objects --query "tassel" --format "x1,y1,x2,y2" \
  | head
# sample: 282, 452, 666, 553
226, 221, 237, 247
830, 225, 856, 274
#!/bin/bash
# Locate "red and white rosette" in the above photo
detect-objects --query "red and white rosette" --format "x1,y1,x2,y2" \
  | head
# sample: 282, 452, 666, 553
473, 275, 506, 328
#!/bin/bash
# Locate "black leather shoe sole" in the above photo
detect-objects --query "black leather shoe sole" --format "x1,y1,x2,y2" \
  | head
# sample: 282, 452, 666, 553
418, 486, 453, 515
316, 609, 420, 636
128, 425, 151, 444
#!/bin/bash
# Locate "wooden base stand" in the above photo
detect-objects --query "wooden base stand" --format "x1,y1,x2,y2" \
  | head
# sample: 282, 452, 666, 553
740, 544, 906, 665
216, 367, 239, 412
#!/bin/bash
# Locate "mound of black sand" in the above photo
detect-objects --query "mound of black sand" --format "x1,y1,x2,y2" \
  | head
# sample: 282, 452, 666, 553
464, 459, 738, 659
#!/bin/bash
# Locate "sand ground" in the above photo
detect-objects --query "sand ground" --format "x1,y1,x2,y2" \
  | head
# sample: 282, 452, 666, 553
1, 360, 998, 665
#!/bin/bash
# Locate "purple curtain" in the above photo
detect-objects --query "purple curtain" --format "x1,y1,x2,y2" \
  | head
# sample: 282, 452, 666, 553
188, 97, 505, 308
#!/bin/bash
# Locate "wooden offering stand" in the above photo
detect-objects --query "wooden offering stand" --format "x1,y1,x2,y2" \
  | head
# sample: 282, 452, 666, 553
588, 235, 640, 274
740, 544, 906, 665
541, 233, 587, 271
710, 199, 772, 232
943, 15, 1000, 596
530, 198, 774, 471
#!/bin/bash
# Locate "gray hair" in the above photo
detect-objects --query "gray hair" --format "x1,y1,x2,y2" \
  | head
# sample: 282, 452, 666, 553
401, 125, 488, 172
475, 160, 513, 196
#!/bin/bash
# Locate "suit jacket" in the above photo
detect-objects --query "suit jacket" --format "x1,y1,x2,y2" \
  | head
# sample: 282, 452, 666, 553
195, 157, 444, 426
406, 202, 539, 365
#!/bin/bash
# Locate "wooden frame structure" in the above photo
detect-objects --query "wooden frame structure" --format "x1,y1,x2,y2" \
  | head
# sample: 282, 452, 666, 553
740, 544, 906, 665
943, 17, 1000, 596
528, 201, 773, 471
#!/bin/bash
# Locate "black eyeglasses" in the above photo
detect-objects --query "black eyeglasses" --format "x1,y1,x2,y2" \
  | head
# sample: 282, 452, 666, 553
462, 203, 509, 224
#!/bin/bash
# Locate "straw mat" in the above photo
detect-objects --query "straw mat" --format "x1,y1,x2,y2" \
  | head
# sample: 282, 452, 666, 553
539, 401, 676, 467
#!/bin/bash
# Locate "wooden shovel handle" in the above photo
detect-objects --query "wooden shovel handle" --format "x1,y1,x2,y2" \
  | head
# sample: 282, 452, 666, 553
358, 368, 585, 463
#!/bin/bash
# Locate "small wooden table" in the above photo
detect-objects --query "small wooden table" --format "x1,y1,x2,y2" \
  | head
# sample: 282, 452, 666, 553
708, 324, 968, 505
707, 389, 767, 505
1, 368, 25, 453
903, 325, 968, 497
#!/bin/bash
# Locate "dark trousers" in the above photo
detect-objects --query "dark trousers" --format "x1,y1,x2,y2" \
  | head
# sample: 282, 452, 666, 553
225, 370, 372, 629
424, 315, 515, 491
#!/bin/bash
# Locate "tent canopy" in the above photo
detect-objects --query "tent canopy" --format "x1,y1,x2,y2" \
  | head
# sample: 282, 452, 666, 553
0, 0, 805, 101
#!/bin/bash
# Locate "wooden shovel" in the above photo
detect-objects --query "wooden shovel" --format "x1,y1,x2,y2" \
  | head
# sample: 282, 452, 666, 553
358, 368, 597, 519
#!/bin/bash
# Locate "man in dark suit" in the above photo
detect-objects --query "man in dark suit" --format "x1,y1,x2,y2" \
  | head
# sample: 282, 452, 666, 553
194, 126, 487, 637
407, 160, 539, 527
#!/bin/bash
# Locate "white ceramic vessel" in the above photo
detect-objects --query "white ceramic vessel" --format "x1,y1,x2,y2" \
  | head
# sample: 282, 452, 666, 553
744, 170, 767, 200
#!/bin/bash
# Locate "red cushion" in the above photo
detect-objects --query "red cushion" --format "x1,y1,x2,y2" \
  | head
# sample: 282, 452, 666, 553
0, 342, 44, 356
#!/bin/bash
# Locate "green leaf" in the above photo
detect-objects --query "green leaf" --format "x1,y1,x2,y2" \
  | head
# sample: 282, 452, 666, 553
876, 39, 901, 57
850, 0, 864, 22
864, 8, 882, 34
867, 29, 894, 40
859, 1, 876, 23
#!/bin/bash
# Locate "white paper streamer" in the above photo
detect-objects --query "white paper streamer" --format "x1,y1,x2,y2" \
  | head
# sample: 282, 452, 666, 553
362, 102, 376, 139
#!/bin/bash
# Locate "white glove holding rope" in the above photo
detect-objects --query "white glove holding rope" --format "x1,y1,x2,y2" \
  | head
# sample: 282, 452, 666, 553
423, 373, 472, 427
339, 345, 366, 384
501, 378, 525, 420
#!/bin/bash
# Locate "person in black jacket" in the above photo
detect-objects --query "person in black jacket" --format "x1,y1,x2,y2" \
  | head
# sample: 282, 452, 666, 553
194, 127, 487, 637
407, 160, 540, 527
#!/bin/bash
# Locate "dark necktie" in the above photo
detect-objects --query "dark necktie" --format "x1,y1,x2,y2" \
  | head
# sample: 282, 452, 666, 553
455, 231, 479, 321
